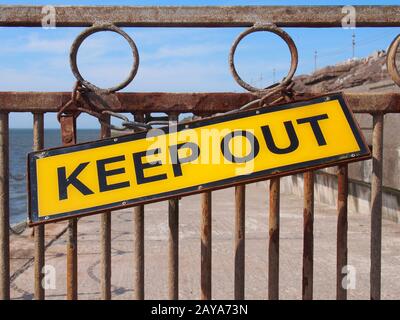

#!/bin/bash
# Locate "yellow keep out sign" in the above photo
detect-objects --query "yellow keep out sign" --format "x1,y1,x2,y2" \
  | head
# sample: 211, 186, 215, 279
28, 94, 370, 225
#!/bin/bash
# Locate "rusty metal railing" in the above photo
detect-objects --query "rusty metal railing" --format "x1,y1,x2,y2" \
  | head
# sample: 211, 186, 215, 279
0, 5, 399, 300
0, 92, 395, 300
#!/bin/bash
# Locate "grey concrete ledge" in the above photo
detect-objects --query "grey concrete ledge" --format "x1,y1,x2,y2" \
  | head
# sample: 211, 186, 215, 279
281, 170, 400, 223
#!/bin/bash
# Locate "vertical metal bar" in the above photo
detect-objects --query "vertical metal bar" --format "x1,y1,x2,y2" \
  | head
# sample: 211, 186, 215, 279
0, 113, 9, 300
302, 171, 314, 300
133, 113, 145, 300
133, 205, 144, 300
234, 184, 245, 300
337, 165, 348, 300
100, 115, 111, 300
168, 113, 179, 300
33, 113, 45, 300
60, 115, 78, 300
66, 219, 77, 300
268, 177, 280, 300
168, 198, 179, 300
201, 191, 212, 300
371, 114, 383, 300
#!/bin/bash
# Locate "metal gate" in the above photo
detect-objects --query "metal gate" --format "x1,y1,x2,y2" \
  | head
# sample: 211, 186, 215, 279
0, 5, 399, 300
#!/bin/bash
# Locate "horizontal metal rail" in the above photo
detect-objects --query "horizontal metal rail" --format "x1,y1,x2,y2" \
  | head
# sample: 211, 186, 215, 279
0, 92, 399, 114
1, 6, 400, 28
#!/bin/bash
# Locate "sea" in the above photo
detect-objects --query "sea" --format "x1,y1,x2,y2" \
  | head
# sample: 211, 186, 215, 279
10, 129, 100, 225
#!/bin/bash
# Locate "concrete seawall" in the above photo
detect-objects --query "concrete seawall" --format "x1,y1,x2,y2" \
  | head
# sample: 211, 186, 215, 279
281, 170, 400, 223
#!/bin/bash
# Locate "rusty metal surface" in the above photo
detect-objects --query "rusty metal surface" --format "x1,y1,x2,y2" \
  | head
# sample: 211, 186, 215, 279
33, 113, 45, 300
60, 115, 78, 300
343, 93, 400, 114
302, 171, 314, 300
168, 198, 179, 300
133, 205, 144, 300
1, 92, 400, 114
0, 92, 254, 113
201, 191, 212, 300
100, 212, 111, 300
371, 114, 384, 300
66, 219, 78, 300
268, 178, 280, 300
132, 113, 145, 300
1, 6, 400, 27
337, 165, 348, 300
234, 185, 245, 300
0, 113, 9, 300
100, 115, 111, 300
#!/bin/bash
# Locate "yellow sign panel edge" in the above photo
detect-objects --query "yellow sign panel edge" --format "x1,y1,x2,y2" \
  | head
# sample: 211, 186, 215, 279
28, 93, 371, 225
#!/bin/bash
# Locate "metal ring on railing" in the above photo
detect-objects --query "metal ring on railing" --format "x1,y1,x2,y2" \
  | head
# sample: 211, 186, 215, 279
229, 24, 298, 93
69, 23, 139, 93
387, 34, 400, 87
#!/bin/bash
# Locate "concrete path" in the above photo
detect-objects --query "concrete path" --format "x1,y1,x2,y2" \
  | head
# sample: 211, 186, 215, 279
9, 181, 400, 299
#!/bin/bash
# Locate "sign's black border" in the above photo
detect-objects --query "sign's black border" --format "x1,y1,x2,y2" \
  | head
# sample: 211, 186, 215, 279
28, 93, 371, 225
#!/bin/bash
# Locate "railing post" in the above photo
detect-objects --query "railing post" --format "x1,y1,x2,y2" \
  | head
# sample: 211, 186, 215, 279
100, 114, 112, 300
268, 177, 280, 300
133, 113, 145, 300
0, 113, 9, 300
60, 114, 78, 300
201, 191, 212, 300
302, 171, 314, 300
33, 113, 45, 300
168, 113, 179, 300
168, 198, 179, 300
337, 164, 348, 300
370, 114, 384, 300
234, 185, 245, 300
133, 205, 144, 300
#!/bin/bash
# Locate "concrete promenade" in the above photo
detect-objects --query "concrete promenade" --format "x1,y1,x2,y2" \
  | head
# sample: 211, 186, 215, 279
9, 181, 400, 300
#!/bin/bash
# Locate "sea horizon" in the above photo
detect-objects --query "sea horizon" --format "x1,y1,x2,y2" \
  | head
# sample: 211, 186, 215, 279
9, 128, 101, 224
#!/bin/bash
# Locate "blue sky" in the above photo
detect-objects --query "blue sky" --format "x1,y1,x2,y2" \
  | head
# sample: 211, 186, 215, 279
1, 0, 399, 128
